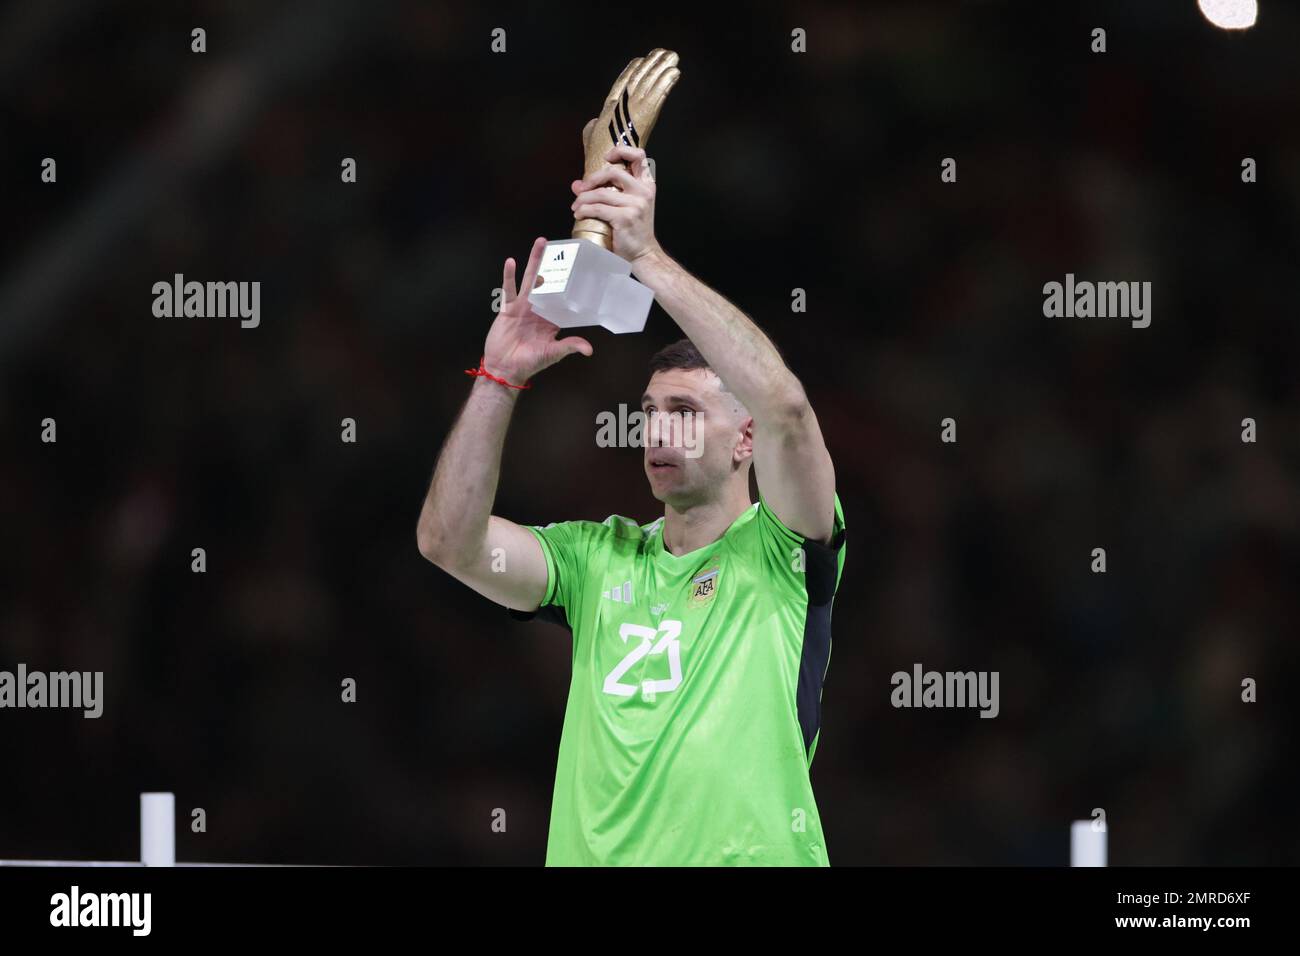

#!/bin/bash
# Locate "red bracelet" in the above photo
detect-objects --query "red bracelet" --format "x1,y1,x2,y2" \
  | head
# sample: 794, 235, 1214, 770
465, 357, 532, 390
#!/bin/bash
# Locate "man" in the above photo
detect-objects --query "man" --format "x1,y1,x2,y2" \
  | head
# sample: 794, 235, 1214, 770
416, 143, 845, 865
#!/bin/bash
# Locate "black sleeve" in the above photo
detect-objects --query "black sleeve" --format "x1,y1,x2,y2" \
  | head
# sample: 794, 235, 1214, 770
507, 603, 571, 630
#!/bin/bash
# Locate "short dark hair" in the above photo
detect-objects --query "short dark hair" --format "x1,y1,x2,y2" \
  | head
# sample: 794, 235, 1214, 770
648, 337, 752, 413
648, 337, 711, 376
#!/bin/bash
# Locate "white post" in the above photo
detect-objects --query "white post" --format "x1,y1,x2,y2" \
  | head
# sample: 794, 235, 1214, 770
140, 792, 175, 866
1070, 819, 1107, 867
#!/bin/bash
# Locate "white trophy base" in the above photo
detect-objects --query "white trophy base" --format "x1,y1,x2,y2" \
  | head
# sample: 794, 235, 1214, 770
527, 238, 654, 334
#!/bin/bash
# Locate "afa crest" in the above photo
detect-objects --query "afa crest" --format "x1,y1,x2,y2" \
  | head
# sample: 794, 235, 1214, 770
688, 567, 719, 608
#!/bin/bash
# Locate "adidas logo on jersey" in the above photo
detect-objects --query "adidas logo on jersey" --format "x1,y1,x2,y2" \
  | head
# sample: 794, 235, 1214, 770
602, 580, 634, 603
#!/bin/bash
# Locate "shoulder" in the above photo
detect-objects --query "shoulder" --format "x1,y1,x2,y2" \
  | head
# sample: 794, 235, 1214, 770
753, 491, 846, 548
528, 513, 653, 548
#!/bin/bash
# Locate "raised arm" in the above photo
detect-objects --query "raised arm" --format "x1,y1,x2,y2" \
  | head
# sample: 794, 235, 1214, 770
416, 237, 593, 611
571, 145, 836, 543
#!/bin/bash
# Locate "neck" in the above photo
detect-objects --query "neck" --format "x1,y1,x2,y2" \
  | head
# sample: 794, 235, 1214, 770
660, 482, 753, 556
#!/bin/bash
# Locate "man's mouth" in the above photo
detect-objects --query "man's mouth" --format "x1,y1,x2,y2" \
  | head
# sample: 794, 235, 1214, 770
648, 455, 679, 471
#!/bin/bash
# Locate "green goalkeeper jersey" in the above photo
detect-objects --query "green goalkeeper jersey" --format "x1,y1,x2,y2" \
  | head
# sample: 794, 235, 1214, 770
511, 491, 846, 866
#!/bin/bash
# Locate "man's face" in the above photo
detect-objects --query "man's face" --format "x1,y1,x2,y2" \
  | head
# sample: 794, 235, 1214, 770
641, 367, 750, 507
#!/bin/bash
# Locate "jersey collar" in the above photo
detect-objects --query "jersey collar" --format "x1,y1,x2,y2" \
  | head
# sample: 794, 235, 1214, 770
650, 503, 759, 571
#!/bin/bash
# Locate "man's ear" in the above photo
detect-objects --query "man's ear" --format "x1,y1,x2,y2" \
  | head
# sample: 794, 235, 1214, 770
734, 416, 755, 463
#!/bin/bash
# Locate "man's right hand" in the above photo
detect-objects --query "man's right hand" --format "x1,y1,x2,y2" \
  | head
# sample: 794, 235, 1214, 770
483, 236, 593, 383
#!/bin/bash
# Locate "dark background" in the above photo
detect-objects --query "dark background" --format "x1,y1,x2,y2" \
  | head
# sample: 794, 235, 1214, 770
0, 0, 1296, 865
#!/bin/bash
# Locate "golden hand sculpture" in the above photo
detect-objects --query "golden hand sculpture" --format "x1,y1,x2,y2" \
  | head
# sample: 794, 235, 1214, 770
573, 48, 681, 249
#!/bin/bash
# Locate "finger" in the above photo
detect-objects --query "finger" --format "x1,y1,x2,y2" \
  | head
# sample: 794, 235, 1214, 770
606, 56, 641, 103
582, 166, 643, 194
518, 237, 548, 298
558, 335, 593, 359
573, 202, 625, 223
647, 67, 680, 106
602, 147, 647, 182
631, 49, 678, 97
628, 48, 668, 94
633, 146, 652, 181
573, 184, 638, 203
603, 144, 647, 168
502, 257, 517, 305
571, 187, 637, 213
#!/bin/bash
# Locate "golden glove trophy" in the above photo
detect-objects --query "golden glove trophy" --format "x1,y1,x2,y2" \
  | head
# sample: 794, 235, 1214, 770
528, 48, 680, 334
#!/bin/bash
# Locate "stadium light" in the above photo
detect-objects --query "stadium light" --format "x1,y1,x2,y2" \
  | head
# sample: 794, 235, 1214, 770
1197, 0, 1259, 30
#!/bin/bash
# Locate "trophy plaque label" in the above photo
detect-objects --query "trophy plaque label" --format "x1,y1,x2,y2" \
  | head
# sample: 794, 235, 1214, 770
534, 241, 582, 295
